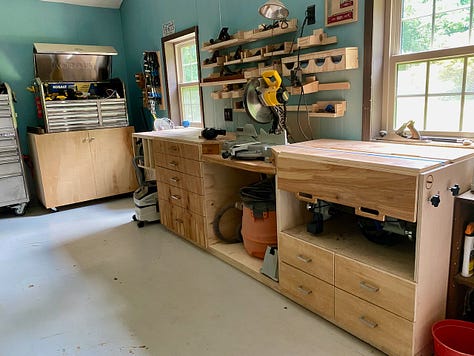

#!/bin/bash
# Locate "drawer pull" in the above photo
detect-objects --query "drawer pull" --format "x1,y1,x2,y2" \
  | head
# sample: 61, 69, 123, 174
171, 194, 182, 200
297, 285, 312, 295
175, 218, 184, 224
170, 177, 180, 183
296, 255, 312, 263
168, 161, 178, 167
170, 145, 178, 151
355, 207, 385, 221
359, 316, 378, 329
295, 192, 317, 203
359, 281, 380, 293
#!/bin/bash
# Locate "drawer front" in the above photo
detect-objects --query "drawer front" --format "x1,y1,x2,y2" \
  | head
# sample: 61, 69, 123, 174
0, 161, 22, 178
156, 167, 204, 195
280, 262, 334, 321
158, 199, 206, 248
0, 133, 17, 148
0, 175, 27, 204
158, 182, 205, 216
155, 152, 203, 177
163, 141, 200, 161
279, 233, 334, 284
276, 155, 418, 222
170, 203, 207, 248
158, 199, 173, 232
335, 255, 415, 321
335, 289, 413, 356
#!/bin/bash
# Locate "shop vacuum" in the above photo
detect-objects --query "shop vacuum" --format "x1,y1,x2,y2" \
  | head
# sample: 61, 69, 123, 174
131, 153, 160, 228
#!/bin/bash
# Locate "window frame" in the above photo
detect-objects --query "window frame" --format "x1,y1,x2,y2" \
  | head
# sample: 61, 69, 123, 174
381, 0, 474, 139
161, 26, 204, 128
174, 38, 202, 127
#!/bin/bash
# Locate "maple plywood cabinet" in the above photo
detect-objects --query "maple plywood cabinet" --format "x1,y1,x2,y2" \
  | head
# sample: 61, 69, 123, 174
273, 139, 474, 356
149, 129, 261, 249
28, 126, 137, 209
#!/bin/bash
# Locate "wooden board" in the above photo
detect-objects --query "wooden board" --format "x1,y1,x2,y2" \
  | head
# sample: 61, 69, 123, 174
202, 154, 276, 175
90, 127, 138, 198
208, 242, 280, 292
291, 139, 474, 163
276, 153, 419, 222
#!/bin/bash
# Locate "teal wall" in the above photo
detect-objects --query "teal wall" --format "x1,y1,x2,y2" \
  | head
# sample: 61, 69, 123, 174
0, 0, 126, 152
121, 0, 365, 140
0, 0, 366, 153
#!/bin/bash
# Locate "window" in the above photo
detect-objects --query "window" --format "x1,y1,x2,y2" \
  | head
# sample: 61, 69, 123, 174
175, 39, 202, 126
383, 0, 474, 138
162, 27, 204, 127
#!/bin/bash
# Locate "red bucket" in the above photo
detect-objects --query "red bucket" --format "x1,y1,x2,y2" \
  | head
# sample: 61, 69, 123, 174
432, 319, 474, 356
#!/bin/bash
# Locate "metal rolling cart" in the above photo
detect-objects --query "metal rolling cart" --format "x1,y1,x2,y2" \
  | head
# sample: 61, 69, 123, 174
0, 83, 29, 215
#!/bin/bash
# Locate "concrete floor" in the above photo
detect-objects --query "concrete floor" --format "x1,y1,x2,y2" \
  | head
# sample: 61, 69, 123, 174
0, 196, 383, 356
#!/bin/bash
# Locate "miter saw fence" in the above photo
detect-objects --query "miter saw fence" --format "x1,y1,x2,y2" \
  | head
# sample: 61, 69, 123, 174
221, 141, 273, 161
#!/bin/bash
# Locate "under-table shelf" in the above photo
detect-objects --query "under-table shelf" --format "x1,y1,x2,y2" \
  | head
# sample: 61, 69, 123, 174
208, 241, 280, 292
282, 213, 416, 282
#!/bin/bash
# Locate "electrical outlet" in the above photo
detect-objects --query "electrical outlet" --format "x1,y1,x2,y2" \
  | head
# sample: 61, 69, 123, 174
307, 5, 315, 25
224, 108, 233, 121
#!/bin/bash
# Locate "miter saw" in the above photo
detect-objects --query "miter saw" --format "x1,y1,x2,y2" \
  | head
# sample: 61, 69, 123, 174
243, 70, 289, 135
221, 70, 289, 161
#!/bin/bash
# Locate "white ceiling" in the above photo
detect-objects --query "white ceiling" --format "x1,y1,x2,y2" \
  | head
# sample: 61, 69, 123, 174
41, 0, 123, 9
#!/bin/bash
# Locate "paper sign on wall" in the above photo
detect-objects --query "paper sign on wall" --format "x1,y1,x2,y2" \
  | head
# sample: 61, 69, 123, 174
162, 21, 175, 37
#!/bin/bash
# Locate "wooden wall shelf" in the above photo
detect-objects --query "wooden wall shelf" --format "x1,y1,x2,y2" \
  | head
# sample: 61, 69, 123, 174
200, 78, 247, 87
287, 101, 347, 118
201, 19, 298, 52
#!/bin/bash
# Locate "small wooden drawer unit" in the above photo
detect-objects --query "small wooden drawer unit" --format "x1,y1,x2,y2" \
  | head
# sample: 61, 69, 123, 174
152, 130, 220, 248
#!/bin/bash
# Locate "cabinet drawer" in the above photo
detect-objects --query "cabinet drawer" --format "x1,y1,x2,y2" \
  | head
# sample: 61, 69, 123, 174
155, 152, 203, 177
0, 175, 27, 204
335, 255, 415, 321
280, 262, 334, 321
335, 289, 413, 356
159, 200, 206, 248
279, 233, 334, 284
276, 154, 418, 222
0, 161, 22, 178
153, 140, 200, 160
158, 182, 205, 216
156, 167, 204, 195
0, 115, 13, 130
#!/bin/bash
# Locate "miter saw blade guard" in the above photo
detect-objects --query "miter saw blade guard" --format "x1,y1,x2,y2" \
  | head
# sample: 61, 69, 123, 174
243, 70, 289, 135
243, 78, 274, 124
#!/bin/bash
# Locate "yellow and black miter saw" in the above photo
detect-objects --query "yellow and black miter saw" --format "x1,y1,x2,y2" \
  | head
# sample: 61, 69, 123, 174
243, 70, 289, 135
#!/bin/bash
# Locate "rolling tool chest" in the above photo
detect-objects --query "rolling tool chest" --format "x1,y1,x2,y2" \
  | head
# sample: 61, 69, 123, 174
33, 43, 129, 133
0, 83, 29, 215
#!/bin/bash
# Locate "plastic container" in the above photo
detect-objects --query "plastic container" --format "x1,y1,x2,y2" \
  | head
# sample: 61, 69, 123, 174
241, 202, 277, 259
432, 319, 474, 356
462, 222, 474, 277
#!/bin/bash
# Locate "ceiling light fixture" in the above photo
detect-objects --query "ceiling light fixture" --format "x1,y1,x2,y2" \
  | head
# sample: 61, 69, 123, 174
258, 0, 289, 20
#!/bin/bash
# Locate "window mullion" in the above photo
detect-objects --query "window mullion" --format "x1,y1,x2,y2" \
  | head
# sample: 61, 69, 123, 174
431, 0, 436, 48
460, 57, 469, 131
423, 61, 430, 131
471, 0, 474, 43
